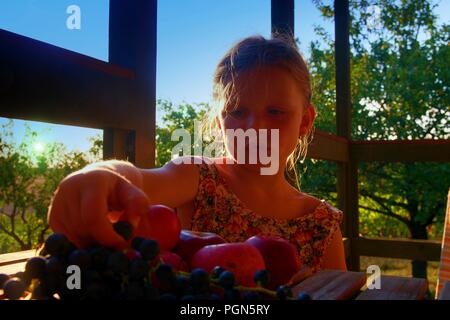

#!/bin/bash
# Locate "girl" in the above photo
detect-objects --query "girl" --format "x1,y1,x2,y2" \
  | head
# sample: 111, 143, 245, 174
48, 35, 347, 273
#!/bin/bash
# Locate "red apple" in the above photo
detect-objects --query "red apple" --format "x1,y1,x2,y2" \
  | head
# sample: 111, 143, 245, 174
134, 205, 181, 251
245, 235, 302, 289
159, 251, 188, 272
174, 230, 226, 267
190, 243, 265, 287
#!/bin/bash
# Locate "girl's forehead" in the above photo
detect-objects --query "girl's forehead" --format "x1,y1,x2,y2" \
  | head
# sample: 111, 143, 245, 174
231, 66, 305, 107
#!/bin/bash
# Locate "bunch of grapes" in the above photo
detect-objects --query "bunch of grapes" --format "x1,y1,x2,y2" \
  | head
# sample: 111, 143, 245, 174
0, 222, 311, 301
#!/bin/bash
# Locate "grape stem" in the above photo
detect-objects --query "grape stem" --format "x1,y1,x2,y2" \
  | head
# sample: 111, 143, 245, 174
176, 270, 295, 300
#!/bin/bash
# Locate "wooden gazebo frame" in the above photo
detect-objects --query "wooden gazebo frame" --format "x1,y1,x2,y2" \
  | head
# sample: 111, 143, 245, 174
0, 0, 449, 272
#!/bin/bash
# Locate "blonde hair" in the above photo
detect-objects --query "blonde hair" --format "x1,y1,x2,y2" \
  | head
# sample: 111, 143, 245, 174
204, 34, 315, 189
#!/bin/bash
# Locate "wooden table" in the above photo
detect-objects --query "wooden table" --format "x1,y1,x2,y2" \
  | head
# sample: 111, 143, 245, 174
0, 250, 435, 300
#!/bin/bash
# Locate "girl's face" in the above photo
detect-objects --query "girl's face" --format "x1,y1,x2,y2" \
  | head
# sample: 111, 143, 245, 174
218, 66, 316, 174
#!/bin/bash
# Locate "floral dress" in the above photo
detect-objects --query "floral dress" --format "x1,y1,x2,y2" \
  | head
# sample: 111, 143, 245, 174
190, 162, 344, 273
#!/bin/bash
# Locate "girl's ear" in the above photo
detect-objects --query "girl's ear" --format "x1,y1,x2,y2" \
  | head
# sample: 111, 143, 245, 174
299, 104, 316, 137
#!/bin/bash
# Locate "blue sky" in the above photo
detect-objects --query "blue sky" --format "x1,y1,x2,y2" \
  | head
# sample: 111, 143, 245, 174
0, 0, 448, 153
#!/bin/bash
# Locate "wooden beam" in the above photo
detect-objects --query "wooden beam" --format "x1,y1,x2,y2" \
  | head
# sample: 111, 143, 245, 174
271, 0, 295, 37
108, 0, 156, 168
334, 0, 359, 271
351, 139, 450, 162
0, 29, 142, 130
338, 160, 360, 270
307, 129, 349, 162
334, 0, 351, 139
103, 128, 135, 162
343, 237, 351, 260
357, 237, 442, 262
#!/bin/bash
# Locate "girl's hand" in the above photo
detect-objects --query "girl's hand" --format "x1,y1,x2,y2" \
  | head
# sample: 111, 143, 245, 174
47, 163, 150, 250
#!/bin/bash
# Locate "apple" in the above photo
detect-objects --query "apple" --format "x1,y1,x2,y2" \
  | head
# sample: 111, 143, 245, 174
173, 230, 226, 267
245, 235, 302, 289
159, 251, 188, 272
190, 243, 265, 287
134, 205, 181, 251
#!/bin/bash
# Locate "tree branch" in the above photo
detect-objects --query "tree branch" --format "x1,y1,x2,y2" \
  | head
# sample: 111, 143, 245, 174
422, 202, 444, 227
0, 220, 26, 248
360, 190, 410, 211
359, 204, 410, 226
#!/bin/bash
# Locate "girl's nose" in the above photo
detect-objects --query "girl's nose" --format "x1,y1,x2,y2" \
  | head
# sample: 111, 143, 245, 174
246, 114, 266, 131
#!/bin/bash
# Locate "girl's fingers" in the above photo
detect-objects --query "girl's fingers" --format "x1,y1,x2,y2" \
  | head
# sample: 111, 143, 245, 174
48, 195, 86, 248
80, 186, 126, 249
115, 178, 149, 228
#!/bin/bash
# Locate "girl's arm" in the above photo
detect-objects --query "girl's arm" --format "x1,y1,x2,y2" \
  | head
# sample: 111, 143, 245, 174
138, 159, 200, 208
321, 227, 347, 271
47, 157, 200, 249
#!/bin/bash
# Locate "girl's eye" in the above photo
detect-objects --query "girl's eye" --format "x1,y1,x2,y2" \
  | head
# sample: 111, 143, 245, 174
228, 108, 245, 118
268, 108, 284, 115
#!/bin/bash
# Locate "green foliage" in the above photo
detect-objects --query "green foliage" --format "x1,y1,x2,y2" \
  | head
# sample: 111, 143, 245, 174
155, 99, 213, 167
304, 0, 449, 242
0, 120, 102, 253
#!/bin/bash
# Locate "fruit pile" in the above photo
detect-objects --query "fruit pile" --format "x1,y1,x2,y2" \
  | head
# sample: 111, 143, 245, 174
0, 205, 312, 300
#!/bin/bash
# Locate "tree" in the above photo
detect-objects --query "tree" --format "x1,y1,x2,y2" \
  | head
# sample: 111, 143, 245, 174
307, 0, 450, 279
155, 99, 211, 167
0, 120, 102, 253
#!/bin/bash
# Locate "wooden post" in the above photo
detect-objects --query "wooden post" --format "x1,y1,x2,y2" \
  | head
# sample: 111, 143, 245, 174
107, 0, 157, 168
334, 0, 360, 271
271, 0, 295, 38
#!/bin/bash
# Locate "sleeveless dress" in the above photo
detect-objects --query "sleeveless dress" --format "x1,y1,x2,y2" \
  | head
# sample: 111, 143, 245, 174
190, 162, 344, 273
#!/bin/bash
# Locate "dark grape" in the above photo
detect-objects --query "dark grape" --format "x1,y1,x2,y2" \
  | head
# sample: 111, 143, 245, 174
107, 252, 129, 274
188, 268, 210, 293
25, 256, 47, 280
211, 293, 221, 300
113, 221, 133, 240
224, 288, 241, 300
210, 266, 226, 279
43, 233, 71, 257
83, 269, 102, 284
155, 263, 176, 292
131, 237, 145, 251
129, 259, 149, 280
31, 281, 49, 300
83, 283, 107, 300
297, 292, 312, 300
159, 293, 177, 300
3, 278, 26, 300
68, 249, 91, 269
89, 247, 111, 271
175, 275, 191, 296
46, 256, 64, 275
125, 281, 145, 300
139, 239, 160, 261
0, 273, 10, 289
181, 294, 195, 301
13, 271, 31, 287
218, 271, 235, 290
253, 269, 270, 287
144, 283, 160, 300
41, 274, 61, 296
276, 285, 292, 300
194, 293, 210, 300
